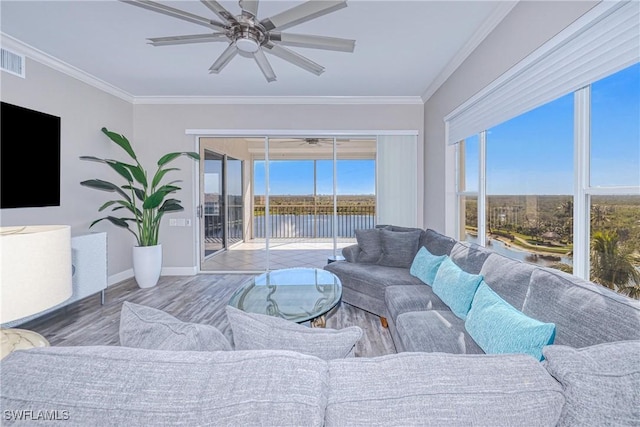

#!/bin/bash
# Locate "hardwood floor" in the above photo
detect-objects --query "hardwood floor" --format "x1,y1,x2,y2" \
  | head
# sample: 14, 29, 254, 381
20, 274, 397, 357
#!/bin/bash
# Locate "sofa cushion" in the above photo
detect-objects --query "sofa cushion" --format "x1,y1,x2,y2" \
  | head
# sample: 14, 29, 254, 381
465, 282, 556, 361
326, 261, 424, 309
354, 228, 383, 263
385, 285, 449, 322
119, 301, 232, 351
0, 346, 329, 427
377, 228, 423, 268
395, 310, 484, 354
409, 247, 447, 286
432, 257, 483, 320
449, 241, 492, 274
542, 341, 640, 427
420, 228, 457, 256
325, 352, 565, 427
226, 306, 362, 360
479, 253, 535, 310
341, 244, 361, 263
523, 268, 640, 347
376, 224, 422, 233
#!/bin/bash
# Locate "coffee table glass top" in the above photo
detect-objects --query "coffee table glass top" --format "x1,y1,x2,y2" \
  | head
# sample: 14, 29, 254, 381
228, 268, 342, 323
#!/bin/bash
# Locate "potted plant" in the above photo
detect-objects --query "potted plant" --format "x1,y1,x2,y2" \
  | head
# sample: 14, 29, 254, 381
80, 127, 199, 288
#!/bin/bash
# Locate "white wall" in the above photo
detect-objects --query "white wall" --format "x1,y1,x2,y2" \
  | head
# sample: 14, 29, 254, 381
422, 1, 598, 236
0, 58, 133, 280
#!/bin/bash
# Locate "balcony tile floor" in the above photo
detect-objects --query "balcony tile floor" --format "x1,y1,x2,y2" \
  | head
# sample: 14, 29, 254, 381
201, 238, 355, 272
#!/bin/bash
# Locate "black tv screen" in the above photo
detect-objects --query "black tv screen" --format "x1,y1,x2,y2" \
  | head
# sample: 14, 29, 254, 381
1, 102, 61, 209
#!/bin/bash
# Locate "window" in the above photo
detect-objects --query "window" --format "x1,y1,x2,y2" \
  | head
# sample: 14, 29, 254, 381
457, 135, 479, 242
587, 63, 640, 298
455, 63, 640, 299
449, 2, 639, 299
485, 94, 573, 271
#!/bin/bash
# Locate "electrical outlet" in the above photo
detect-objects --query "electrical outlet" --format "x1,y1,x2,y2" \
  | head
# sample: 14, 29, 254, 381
169, 219, 177, 226
177, 218, 186, 226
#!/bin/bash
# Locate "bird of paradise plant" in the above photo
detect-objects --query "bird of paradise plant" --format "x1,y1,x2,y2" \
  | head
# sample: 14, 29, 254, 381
80, 127, 199, 246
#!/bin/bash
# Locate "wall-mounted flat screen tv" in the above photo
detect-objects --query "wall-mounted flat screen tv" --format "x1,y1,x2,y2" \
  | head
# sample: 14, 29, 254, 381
1, 102, 61, 209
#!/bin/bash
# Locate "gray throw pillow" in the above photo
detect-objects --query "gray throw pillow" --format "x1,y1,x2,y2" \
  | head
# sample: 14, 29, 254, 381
226, 305, 362, 360
378, 228, 423, 268
355, 228, 383, 263
119, 301, 232, 351
543, 340, 640, 427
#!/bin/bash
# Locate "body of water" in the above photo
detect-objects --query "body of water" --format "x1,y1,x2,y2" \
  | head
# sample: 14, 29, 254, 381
253, 214, 376, 238
465, 234, 572, 267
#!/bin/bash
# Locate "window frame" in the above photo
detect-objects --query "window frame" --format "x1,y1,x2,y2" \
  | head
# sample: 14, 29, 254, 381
455, 78, 640, 281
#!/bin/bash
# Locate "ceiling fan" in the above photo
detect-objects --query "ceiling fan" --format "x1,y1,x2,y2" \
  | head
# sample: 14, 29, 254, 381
245, 137, 340, 146
297, 138, 337, 146
121, 0, 356, 82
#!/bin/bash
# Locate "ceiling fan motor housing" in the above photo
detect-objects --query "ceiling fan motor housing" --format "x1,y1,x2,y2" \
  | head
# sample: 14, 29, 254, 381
230, 18, 266, 53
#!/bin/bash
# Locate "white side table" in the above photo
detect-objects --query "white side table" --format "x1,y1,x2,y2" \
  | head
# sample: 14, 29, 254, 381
1, 328, 50, 359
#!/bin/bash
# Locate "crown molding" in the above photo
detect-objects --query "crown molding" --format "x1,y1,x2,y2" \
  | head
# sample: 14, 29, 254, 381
132, 96, 424, 105
420, 1, 519, 103
185, 129, 419, 136
1, 33, 135, 103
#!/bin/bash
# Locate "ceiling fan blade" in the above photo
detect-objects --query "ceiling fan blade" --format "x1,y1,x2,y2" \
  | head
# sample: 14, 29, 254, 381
239, 0, 259, 18
253, 49, 276, 83
209, 44, 238, 73
200, 1, 237, 24
148, 33, 228, 46
120, 0, 226, 30
269, 33, 355, 52
260, 0, 347, 31
263, 42, 324, 76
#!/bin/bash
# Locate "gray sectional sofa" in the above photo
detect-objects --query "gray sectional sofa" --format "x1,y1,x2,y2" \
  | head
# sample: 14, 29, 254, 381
2, 346, 572, 426
1, 227, 639, 426
324, 227, 640, 353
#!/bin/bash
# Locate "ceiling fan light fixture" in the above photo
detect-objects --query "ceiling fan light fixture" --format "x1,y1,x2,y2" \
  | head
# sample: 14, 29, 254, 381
236, 37, 260, 53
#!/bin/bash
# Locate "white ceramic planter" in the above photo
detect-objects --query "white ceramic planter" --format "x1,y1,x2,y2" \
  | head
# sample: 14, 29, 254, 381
132, 244, 162, 288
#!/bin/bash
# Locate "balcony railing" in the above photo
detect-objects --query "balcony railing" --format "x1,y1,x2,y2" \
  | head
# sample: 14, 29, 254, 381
204, 204, 243, 246
253, 204, 376, 238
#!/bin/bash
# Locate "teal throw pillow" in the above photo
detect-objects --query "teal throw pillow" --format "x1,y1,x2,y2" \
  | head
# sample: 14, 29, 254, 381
431, 257, 483, 320
409, 247, 447, 286
465, 282, 556, 361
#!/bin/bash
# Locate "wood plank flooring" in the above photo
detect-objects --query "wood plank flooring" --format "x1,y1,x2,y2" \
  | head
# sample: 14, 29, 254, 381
19, 274, 397, 357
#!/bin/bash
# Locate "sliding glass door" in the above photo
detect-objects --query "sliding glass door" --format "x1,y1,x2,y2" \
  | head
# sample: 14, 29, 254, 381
200, 148, 245, 267
197, 135, 382, 272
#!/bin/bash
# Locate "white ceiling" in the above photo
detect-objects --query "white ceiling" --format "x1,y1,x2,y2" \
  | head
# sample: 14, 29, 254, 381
0, 1, 510, 99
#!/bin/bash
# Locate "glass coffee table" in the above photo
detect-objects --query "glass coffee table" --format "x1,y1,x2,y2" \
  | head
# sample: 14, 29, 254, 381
228, 268, 342, 328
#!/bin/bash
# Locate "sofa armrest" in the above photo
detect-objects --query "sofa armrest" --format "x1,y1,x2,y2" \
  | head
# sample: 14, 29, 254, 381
341, 244, 361, 263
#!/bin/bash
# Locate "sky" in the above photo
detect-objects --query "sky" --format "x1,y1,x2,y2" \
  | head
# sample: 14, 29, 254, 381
254, 159, 375, 196
464, 62, 639, 195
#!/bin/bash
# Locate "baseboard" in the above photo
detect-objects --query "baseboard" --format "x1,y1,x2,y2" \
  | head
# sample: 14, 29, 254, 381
108, 269, 133, 287
108, 266, 197, 287
162, 266, 198, 276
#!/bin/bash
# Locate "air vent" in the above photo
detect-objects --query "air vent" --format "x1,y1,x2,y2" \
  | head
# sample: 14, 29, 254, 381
1, 48, 25, 78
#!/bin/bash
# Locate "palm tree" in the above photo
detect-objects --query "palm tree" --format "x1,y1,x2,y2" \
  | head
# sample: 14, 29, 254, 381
556, 200, 573, 241
590, 230, 640, 299
590, 204, 611, 228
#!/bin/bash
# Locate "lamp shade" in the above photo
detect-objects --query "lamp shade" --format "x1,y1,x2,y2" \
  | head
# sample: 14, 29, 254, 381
0, 225, 73, 324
